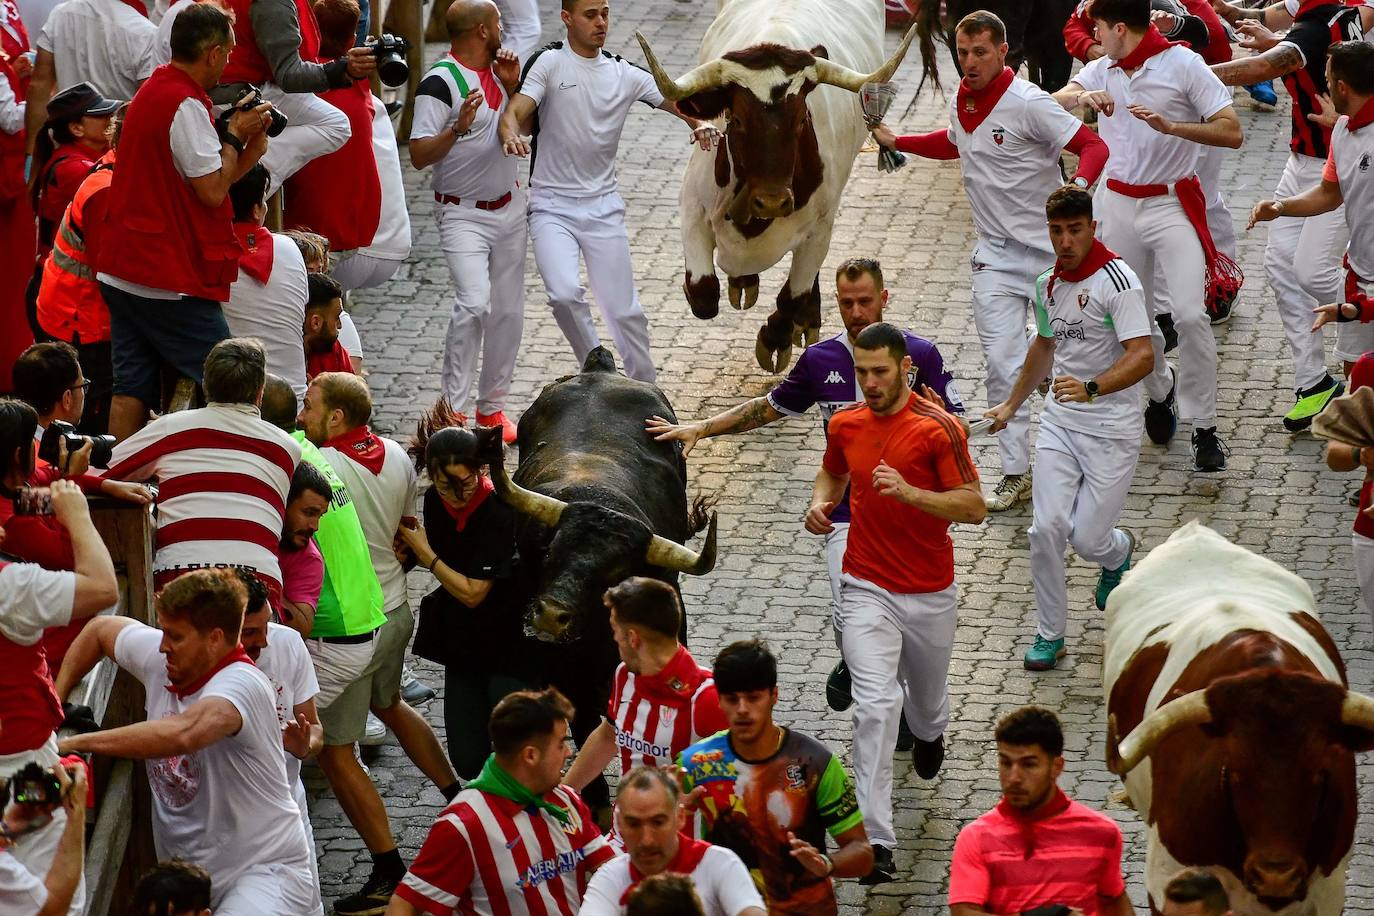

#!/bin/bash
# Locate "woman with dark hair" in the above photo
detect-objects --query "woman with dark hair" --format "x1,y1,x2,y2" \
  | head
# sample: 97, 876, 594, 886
398, 415, 546, 778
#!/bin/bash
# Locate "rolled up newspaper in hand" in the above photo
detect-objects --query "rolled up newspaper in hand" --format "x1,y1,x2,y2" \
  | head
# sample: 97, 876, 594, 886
861, 81, 908, 173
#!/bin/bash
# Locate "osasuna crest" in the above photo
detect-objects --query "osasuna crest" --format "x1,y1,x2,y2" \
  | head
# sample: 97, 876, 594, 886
1361, 153, 1370, 173
991, 127, 1005, 146
1077, 292, 1090, 310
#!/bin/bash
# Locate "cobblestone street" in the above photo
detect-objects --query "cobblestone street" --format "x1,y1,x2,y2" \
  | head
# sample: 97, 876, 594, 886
303, 2, 1374, 911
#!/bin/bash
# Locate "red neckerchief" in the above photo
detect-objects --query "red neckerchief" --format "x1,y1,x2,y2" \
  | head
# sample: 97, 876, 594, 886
1050, 239, 1118, 300
306, 340, 353, 380
120, 0, 148, 16
323, 425, 387, 476
234, 223, 274, 283
166, 645, 254, 699
449, 52, 502, 110
1347, 96, 1374, 134
995, 787, 1073, 858
635, 645, 709, 707
1110, 25, 1178, 70
620, 835, 711, 902
439, 473, 493, 531
955, 66, 1014, 134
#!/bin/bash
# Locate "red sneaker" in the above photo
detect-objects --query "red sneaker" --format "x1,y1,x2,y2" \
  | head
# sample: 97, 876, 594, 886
476, 410, 517, 444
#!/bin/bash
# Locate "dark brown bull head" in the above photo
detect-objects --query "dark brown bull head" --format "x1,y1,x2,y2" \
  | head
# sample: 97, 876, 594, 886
1112, 670, 1374, 906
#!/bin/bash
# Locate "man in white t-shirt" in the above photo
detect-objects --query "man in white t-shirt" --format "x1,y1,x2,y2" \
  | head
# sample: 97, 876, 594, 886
497, 0, 717, 383
411, 0, 526, 443
581, 767, 765, 916
493, 0, 538, 62
53, 569, 319, 916
986, 186, 1153, 672
0, 762, 87, 916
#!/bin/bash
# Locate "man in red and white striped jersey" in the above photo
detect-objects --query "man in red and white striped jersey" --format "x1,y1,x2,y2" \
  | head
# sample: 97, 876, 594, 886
387, 687, 615, 916
102, 337, 302, 604
562, 577, 726, 797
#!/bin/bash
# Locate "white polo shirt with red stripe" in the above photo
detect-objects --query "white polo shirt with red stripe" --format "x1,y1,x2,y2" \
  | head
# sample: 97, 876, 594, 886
1328, 105, 1374, 279
579, 836, 764, 916
103, 403, 301, 587
605, 645, 726, 776
395, 784, 615, 916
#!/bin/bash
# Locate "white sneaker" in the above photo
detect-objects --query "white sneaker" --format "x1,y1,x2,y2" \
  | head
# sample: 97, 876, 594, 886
985, 472, 1032, 512
360, 712, 387, 746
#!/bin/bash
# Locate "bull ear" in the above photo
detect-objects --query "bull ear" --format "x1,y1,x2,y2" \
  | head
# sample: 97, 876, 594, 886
1338, 726, 1374, 753
475, 424, 505, 458
678, 88, 732, 121
809, 44, 829, 60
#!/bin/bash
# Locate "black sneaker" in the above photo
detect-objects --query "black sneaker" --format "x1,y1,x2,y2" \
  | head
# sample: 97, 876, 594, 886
911, 733, 944, 780
1145, 367, 1178, 445
334, 871, 402, 916
825, 660, 853, 712
1191, 426, 1228, 473
860, 845, 895, 885
1156, 313, 1178, 352
896, 713, 915, 753
1209, 296, 1235, 326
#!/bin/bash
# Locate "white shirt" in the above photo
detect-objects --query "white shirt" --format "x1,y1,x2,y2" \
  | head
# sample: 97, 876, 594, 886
153, 0, 189, 65
0, 851, 46, 915
319, 434, 416, 612
37, 0, 156, 100
222, 233, 310, 398
0, 563, 74, 645
1330, 114, 1374, 279
580, 844, 764, 916
113, 624, 312, 893
949, 77, 1082, 254
252, 622, 318, 790
359, 91, 411, 261
1033, 254, 1151, 439
1075, 45, 1232, 185
412, 55, 518, 201
518, 42, 663, 198
0, 69, 22, 135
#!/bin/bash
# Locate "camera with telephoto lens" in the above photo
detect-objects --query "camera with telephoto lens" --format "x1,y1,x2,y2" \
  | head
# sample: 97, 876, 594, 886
367, 34, 410, 87
38, 419, 114, 469
7, 763, 62, 808
218, 86, 288, 139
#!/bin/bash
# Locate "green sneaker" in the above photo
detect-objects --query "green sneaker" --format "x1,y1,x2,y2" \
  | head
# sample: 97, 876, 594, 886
1023, 635, 1066, 671
1095, 529, 1136, 611
1283, 376, 1343, 432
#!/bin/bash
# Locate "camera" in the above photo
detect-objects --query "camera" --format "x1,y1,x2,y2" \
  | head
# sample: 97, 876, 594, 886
7, 763, 62, 808
218, 86, 288, 139
38, 419, 114, 469
367, 34, 410, 87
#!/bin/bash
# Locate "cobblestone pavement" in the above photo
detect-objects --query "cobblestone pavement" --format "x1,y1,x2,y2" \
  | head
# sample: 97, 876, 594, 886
303, 2, 1374, 911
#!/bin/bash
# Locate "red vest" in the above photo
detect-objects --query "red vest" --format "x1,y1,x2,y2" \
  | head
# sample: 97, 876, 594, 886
0, 561, 65, 756
38, 154, 115, 344
221, 0, 321, 86
35, 141, 100, 256
284, 84, 380, 250
96, 65, 240, 301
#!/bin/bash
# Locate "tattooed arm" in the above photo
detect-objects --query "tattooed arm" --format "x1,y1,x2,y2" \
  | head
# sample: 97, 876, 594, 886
1211, 40, 1304, 86
646, 397, 785, 457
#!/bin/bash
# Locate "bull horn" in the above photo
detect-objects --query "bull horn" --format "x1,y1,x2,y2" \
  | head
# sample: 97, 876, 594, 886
645, 512, 718, 575
810, 22, 919, 93
634, 30, 731, 102
1115, 691, 1213, 775
1341, 692, 1374, 731
489, 457, 567, 528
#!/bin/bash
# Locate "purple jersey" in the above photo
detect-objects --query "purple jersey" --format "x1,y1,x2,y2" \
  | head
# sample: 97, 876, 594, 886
767, 330, 964, 523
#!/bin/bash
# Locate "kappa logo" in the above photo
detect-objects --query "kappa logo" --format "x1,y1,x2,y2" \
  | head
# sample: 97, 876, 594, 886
825, 370, 845, 384
1361, 153, 1370, 173
991, 127, 1005, 146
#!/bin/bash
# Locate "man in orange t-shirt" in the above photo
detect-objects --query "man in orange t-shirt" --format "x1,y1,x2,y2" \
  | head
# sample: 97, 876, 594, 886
806, 321, 985, 882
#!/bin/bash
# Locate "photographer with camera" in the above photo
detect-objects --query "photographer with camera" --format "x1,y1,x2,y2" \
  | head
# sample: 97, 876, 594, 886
0, 759, 87, 916
95, 2, 274, 441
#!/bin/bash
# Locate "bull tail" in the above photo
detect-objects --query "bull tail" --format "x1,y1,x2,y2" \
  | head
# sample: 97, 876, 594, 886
582, 346, 618, 374
688, 493, 719, 536
407, 397, 469, 472
913, 0, 946, 96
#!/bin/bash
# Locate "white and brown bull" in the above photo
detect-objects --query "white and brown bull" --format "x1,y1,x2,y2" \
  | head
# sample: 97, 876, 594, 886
1104, 522, 1374, 914
634, 1, 916, 373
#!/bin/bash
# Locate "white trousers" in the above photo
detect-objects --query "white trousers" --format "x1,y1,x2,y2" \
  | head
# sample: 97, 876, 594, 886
331, 251, 402, 292
824, 523, 848, 645
1266, 153, 1360, 387
214, 859, 320, 916
438, 194, 528, 415
1195, 144, 1238, 264
1028, 421, 1139, 641
259, 83, 351, 194
1354, 532, 1374, 633
530, 190, 655, 382
294, 779, 321, 915
1099, 187, 1216, 429
841, 574, 958, 848
494, 0, 541, 62
970, 235, 1051, 476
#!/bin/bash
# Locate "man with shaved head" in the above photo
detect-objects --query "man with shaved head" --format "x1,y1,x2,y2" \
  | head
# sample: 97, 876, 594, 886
410, 0, 528, 443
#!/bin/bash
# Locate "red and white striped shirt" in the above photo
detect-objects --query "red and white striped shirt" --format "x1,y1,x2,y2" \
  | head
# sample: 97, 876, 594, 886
607, 645, 726, 775
395, 784, 615, 916
103, 403, 301, 587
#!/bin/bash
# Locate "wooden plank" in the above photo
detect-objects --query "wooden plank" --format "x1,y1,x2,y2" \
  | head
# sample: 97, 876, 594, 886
82, 759, 133, 916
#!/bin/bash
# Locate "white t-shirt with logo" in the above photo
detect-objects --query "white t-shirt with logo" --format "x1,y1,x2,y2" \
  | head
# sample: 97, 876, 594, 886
1032, 255, 1151, 439
252, 622, 318, 789
113, 624, 312, 893
949, 78, 1081, 254
518, 42, 664, 198
412, 55, 518, 201
1330, 114, 1374, 279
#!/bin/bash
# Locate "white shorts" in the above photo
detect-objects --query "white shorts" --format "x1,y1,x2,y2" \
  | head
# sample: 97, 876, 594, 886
215, 860, 320, 916
305, 633, 377, 711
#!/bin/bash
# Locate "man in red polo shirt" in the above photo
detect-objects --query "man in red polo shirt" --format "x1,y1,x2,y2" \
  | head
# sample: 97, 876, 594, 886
949, 706, 1132, 916
807, 321, 985, 882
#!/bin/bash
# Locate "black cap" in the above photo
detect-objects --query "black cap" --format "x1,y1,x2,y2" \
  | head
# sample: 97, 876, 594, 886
46, 82, 120, 123
426, 426, 482, 468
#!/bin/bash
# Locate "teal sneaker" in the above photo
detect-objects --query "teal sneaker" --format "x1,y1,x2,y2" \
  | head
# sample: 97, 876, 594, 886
1095, 529, 1137, 611
1024, 636, 1066, 671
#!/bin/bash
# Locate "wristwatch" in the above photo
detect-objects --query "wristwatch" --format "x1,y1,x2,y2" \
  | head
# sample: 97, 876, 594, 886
1085, 379, 1099, 402
820, 853, 835, 876
1071, 176, 1089, 189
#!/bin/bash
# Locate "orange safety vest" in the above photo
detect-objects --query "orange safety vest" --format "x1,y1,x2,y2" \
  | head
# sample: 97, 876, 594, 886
36, 155, 115, 345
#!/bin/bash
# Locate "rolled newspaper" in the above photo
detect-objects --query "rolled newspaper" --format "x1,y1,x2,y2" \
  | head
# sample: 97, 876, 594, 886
861, 81, 908, 173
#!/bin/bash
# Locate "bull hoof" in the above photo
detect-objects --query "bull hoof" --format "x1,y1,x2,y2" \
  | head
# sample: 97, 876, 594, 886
727, 275, 760, 311
684, 273, 720, 320
803, 325, 819, 347
755, 329, 794, 374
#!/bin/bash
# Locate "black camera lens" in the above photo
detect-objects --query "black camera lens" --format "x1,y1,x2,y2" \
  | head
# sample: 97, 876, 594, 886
371, 34, 410, 88
264, 107, 288, 138
87, 434, 115, 469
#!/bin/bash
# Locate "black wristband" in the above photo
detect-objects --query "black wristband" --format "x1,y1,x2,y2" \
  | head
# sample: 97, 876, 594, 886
1354, 447, 1363, 468
221, 130, 245, 154
322, 57, 352, 89
428, 555, 442, 574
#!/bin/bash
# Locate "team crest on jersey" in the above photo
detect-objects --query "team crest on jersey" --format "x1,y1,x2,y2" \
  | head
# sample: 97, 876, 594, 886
1077, 292, 1090, 310
991, 127, 1005, 146
785, 763, 806, 792
1361, 154, 1370, 173
660, 706, 678, 725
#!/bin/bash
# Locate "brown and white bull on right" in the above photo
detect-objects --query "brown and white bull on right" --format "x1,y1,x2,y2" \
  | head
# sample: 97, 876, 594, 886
1104, 522, 1374, 915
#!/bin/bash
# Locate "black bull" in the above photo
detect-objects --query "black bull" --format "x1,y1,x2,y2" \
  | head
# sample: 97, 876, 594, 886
482, 348, 717, 794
